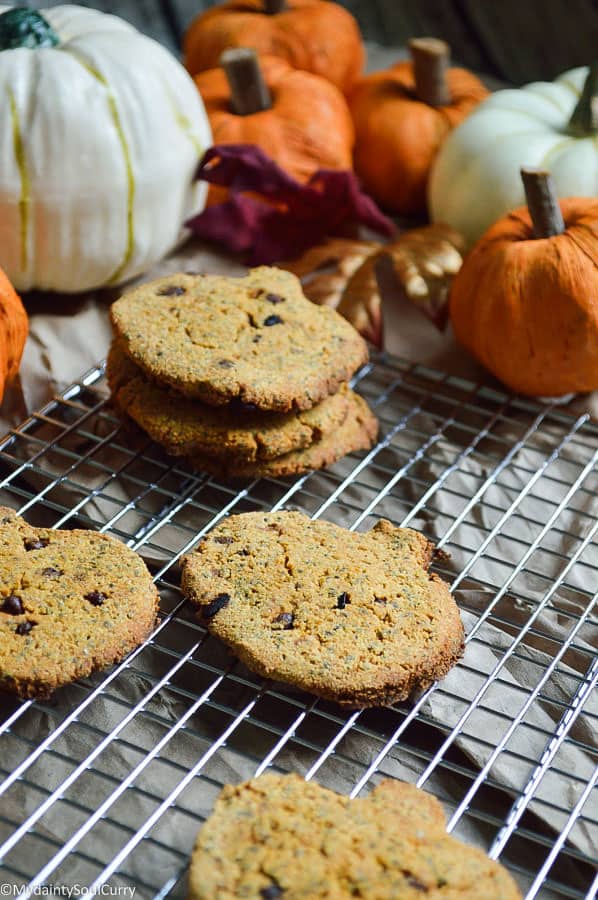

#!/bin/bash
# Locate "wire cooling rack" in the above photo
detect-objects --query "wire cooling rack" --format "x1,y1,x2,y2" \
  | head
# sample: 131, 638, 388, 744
0, 353, 596, 899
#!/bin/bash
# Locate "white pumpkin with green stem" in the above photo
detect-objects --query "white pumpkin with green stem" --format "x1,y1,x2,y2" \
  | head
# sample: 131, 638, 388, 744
0, 5, 212, 292
429, 64, 598, 246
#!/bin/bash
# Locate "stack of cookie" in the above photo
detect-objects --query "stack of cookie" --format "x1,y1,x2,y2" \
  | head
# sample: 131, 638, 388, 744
108, 267, 378, 479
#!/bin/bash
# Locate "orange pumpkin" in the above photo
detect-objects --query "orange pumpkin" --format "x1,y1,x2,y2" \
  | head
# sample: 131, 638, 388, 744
450, 187, 598, 397
195, 52, 354, 186
350, 38, 489, 215
184, 0, 364, 95
0, 266, 28, 403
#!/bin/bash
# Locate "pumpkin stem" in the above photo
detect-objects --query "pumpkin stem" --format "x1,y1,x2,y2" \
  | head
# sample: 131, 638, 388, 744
568, 62, 598, 136
0, 7, 59, 51
264, 0, 287, 12
220, 48, 272, 116
521, 169, 565, 239
408, 37, 451, 107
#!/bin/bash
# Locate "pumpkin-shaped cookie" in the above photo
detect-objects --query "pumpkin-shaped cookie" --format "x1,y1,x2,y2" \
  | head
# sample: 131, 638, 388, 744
184, 0, 364, 95
0, 5, 212, 292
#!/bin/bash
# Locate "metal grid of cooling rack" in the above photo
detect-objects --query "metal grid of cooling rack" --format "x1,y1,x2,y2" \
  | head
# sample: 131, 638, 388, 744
0, 353, 596, 899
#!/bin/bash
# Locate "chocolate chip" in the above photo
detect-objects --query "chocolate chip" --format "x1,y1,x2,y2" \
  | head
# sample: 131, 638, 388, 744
16, 621, 34, 636
263, 315, 283, 326
230, 398, 259, 415
260, 883, 284, 899
265, 293, 285, 305
274, 612, 294, 629
85, 591, 107, 607
42, 567, 62, 579
214, 536, 234, 544
2, 594, 24, 615
407, 876, 428, 892
24, 538, 49, 551
202, 593, 230, 618
218, 359, 235, 368
374, 595, 386, 603
157, 285, 186, 296
336, 592, 350, 609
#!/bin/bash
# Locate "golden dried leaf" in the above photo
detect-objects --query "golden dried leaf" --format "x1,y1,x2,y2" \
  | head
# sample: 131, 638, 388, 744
282, 238, 380, 308
281, 224, 465, 348
381, 224, 466, 329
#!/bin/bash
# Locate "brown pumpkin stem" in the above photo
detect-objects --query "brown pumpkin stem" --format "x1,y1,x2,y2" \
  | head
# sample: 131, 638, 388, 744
264, 0, 287, 12
408, 37, 451, 106
568, 62, 598, 135
220, 48, 272, 116
521, 168, 565, 239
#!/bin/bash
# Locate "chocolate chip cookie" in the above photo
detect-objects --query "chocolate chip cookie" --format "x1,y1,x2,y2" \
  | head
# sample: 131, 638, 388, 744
181, 511, 464, 707
188, 391, 378, 479
188, 773, 522, 899
110, 267, 369, 412
0, 507, 158, 698
107, 340, 353, 462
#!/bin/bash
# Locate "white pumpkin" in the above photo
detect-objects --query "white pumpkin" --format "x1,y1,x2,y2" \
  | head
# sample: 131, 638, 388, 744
0, 4, 212, 292
429, 65, 598, 246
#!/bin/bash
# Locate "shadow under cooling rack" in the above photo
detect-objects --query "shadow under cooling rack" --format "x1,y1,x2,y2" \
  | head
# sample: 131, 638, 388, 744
0, 353, 596, 899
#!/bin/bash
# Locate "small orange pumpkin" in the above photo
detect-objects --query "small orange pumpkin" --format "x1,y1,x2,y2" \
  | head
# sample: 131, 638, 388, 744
0, 266, 28, 403
195, 51, 354, 186
450, 171, 598, 397
350, 38, 489, 216
184, 0, 364, 96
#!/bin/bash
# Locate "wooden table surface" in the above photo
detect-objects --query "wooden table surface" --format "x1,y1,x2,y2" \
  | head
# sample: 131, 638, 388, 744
20, 0, 598, 85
